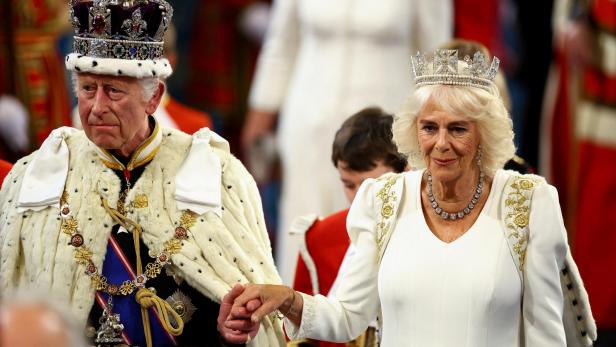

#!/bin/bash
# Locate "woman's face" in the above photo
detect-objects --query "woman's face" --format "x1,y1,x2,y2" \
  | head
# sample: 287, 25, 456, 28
417, 101, 480, 183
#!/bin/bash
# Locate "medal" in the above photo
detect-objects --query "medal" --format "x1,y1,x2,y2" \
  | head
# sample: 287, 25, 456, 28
95, 296, 125, 345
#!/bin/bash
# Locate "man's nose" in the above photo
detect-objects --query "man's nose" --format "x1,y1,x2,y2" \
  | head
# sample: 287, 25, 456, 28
91, 87, 108, 115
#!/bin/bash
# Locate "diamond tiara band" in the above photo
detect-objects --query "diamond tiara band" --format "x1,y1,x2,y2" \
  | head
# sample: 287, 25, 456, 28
411, 49, 500, 92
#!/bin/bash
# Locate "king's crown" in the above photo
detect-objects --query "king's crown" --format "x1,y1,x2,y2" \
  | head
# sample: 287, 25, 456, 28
411, 49, 500, 92
69, 0, 173, 60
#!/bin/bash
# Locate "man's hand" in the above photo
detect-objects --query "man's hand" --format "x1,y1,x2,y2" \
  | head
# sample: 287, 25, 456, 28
217, 284, 262, 344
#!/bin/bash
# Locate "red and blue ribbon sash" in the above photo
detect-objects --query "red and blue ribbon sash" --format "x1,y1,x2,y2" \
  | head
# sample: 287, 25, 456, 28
95, 235, 178, 346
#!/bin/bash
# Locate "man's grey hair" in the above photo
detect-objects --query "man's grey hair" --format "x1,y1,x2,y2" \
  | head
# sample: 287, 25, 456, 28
71, 72, 162, 102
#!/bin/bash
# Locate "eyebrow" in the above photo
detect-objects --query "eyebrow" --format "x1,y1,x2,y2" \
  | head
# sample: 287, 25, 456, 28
103, 82, 127, 89
418, 119, 471, 127
448, 121, 470, 127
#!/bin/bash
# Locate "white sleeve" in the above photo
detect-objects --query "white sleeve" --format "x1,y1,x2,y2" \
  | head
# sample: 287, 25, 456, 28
523, 183, 568, 346
247, 0, 300, 112
284, 178, 381, 341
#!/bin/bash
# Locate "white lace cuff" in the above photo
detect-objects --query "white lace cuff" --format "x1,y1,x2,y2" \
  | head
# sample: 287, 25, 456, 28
284, 292, 316, 339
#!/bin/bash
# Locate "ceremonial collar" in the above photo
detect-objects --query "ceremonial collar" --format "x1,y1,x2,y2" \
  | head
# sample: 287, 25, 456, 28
94, 117, 162, 172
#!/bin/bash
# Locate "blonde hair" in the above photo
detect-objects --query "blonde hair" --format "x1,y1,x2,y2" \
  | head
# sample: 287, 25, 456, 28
393, 84, 515, 176
439, 39, 512, 110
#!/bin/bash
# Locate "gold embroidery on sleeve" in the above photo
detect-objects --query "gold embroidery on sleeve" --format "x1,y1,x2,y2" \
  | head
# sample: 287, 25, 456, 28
375, 175, 400, 255
503, 177, 542, 271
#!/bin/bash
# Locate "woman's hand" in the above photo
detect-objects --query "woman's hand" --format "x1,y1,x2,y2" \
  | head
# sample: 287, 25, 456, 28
231, 284, 303, 326
217, 284, 261, 344
241, 109, 277, 150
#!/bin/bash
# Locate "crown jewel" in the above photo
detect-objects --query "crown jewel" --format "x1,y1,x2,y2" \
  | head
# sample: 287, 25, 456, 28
68, 0, 173, 61
411, 49, 500, 92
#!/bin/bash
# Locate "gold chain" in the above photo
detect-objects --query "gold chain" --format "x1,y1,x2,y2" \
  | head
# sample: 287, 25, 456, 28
60, 192, 196, 296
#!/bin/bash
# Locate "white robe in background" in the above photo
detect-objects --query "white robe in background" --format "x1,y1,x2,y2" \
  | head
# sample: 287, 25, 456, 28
248, 0, 453, 284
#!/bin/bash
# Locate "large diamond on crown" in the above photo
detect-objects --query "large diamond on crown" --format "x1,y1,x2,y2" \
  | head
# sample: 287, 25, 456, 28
434, 50, 458, 75
88, 39, 108, 57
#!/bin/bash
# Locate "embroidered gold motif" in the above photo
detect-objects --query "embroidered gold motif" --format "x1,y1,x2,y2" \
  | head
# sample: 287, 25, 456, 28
62, 219, 79, 235
179, 211, 197, 229
74, 247, 93, 265
145, 262, 163, 278
132, 194, 148, 208
375, 175, 400, 255
119, 281, 135, 295
164, 239, 182, 254
513, 213, 529, 228
91, 274, 108, 291
504, 177, 542, 271
381, 204, 394, 218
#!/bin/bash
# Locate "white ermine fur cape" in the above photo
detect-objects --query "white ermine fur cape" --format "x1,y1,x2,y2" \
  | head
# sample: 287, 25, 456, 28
0, 127, 284, 346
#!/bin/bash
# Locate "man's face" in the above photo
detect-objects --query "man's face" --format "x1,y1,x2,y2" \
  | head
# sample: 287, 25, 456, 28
76, 73, 160, 153
337, 160, 395, 203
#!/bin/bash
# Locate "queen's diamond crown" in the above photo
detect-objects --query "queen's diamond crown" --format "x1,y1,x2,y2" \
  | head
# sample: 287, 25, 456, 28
411, 49, 500, 92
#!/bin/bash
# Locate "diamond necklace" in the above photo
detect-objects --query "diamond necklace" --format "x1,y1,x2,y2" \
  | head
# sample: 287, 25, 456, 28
427, 170, 484, 221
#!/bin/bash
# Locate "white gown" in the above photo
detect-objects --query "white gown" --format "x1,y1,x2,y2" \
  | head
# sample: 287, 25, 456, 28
285, 169, 568, 346
248, 0, 453, 284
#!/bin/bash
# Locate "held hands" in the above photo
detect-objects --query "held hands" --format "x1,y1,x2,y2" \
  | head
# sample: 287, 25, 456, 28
218, 284, 302, 343
232, 284, 299, 324
217, 284, 261, 344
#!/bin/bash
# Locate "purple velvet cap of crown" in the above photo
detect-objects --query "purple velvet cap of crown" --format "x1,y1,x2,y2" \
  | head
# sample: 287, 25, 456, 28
66, 0, 173, 78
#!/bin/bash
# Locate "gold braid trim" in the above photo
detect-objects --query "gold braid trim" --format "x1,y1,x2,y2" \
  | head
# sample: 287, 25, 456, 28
375, 175, 401, 262
503, 176, 543, 271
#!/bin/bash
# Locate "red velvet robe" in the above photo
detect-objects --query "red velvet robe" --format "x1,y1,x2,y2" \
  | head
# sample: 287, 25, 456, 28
293, 209, 350, 347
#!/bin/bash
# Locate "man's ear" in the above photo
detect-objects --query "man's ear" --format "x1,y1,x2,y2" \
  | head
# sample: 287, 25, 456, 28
145, 81, 165, 114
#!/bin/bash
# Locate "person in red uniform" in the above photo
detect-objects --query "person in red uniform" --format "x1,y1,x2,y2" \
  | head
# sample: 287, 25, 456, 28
0, 159, 12, 186
290, 107, 407, 347
553, 0, 616, 345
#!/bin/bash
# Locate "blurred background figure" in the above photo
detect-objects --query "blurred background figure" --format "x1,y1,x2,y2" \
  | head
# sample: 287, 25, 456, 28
0, 159, 12, 185
0, 94, 30, 162
181, 0, 269, 138
0, 0, 71, 149
547, 0, 616, 346
153, 24, 213, 134
0, 293, 87, 347
242, 0, 453, 284
501, 0, 555, 170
